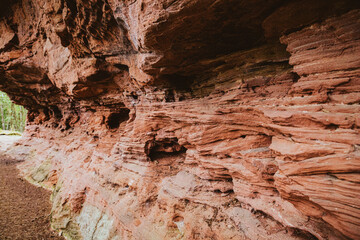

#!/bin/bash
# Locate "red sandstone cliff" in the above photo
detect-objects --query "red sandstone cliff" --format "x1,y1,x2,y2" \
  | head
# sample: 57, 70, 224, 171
1, 0, 360, 239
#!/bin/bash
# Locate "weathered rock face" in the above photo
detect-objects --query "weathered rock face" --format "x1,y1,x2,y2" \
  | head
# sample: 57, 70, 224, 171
1, 0, 360, 239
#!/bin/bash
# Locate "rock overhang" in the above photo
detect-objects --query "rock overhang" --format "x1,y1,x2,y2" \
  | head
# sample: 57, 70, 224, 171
0, 1, 360, 239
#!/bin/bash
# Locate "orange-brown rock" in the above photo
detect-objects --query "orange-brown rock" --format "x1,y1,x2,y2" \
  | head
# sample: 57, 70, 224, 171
1, 0, 359, 239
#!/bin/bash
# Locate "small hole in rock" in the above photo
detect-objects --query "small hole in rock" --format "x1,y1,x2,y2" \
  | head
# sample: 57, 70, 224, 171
165, 89, 175, 102
325, 123, 339, 130
146, 138, 187, 161
114, 64, 129, 72
107, 108, 130, 129
173, 216, 184, 222
131, 92, 138, 100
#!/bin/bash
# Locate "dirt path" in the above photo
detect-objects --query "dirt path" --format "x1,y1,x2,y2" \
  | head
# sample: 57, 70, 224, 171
0, 156, 64, 239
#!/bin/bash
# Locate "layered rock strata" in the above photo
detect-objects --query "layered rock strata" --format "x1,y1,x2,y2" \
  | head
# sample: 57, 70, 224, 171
1, 0, 359, 239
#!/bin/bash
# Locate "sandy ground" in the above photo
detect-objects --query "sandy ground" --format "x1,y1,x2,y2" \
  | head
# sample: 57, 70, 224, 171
0, 135, 21, 152
0, 136, 64, 240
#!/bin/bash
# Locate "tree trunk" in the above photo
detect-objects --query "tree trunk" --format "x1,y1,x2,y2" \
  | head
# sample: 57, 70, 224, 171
0, 104, 4, 130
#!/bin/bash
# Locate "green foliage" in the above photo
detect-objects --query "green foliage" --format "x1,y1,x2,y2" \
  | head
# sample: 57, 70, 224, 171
0, 130, 22, 136
0, 91, 27, 132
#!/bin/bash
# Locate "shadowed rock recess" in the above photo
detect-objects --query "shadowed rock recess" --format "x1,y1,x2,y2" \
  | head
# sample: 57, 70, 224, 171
0, 0, 359, 239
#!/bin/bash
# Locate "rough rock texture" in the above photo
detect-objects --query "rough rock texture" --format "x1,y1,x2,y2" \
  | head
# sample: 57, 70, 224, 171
1, 0, 360, 239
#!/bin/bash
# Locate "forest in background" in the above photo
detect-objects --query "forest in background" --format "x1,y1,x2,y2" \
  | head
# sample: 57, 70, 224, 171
0, 91, 27, 132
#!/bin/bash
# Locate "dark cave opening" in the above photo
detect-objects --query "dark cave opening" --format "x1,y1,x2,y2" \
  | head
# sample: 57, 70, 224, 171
145, 137, 187, 161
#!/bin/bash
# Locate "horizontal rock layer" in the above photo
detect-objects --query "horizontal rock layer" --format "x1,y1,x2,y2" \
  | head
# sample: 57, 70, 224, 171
1, 0, 359, 239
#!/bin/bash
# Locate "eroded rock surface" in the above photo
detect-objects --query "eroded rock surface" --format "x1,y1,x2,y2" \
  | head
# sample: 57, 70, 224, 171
1, 0, 359, 239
